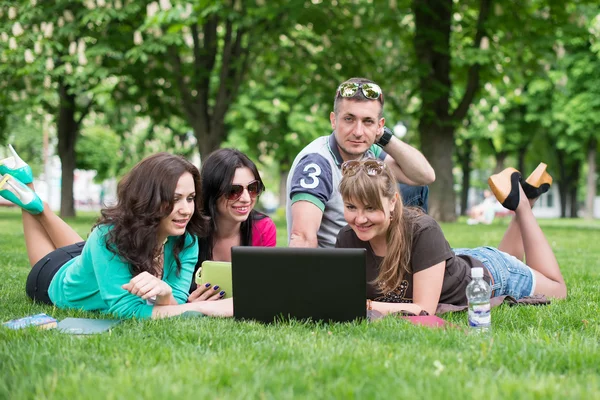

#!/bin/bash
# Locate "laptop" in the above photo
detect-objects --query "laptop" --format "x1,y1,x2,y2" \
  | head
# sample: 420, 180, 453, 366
231, 247, 367, 323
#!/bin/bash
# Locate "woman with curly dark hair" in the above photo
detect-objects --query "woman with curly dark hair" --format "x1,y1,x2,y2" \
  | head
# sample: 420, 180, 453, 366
2, 149, 229, 318
188, 148, 276, 299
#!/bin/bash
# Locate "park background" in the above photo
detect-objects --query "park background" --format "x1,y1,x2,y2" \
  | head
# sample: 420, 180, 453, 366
1, 0, 599, 221
1, 1, 600, 399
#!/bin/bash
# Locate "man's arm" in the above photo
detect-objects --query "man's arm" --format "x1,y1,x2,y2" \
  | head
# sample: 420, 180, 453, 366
288, 201, 324, 248
286, 152, 333, 248
381, 135, 435, 186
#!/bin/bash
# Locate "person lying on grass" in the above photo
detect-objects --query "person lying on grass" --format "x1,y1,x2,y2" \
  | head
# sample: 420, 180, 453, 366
188, 148, 276, 300
334, 159, 567, 316
0, 148, 229, 319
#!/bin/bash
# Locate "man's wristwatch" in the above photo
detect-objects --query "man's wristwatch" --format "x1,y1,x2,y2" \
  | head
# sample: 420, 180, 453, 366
377, 126, 393, 147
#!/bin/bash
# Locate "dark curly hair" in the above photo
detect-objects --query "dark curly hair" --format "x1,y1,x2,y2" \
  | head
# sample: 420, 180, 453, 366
95, 152, 208, 277
197, 148, 267, 264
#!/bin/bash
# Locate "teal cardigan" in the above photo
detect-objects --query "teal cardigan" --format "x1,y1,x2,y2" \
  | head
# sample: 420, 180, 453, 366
48, 225, 197, 319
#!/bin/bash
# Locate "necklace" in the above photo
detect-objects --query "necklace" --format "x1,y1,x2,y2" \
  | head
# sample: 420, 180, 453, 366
153, 238, 168, 261
153, 238, 168, 278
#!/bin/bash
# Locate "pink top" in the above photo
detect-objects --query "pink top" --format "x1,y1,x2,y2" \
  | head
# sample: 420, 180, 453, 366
251, 216, 277, 247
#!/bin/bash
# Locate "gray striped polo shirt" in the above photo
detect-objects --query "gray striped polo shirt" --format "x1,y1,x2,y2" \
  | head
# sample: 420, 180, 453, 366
286, 133, 385, 248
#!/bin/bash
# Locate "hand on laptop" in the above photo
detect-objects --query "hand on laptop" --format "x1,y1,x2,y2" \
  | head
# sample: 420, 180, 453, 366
188, 282, 226, 302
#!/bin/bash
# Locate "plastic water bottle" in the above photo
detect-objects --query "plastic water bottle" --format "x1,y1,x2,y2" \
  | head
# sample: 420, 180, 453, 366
466, 267, 491, 333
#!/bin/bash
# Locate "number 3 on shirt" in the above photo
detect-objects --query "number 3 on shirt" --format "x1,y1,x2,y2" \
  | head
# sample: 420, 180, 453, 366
300, 163, 321, 189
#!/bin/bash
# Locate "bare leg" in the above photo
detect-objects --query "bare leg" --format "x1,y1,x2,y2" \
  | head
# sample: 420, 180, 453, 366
497, 196, 537, 261
22, 183, 83, 267
513, 185, 567, 299
34, 205, 84, 248
22, 204, 56, 267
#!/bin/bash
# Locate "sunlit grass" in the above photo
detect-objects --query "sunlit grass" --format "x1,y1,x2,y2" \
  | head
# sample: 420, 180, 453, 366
1, 208, 599, 399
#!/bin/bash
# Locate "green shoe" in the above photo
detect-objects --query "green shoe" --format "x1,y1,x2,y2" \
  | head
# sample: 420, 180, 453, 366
0, 144, 34, 184
0, 174, 43, 214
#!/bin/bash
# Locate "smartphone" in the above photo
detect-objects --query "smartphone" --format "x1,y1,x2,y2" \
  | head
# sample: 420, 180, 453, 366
195, 261, 233, 299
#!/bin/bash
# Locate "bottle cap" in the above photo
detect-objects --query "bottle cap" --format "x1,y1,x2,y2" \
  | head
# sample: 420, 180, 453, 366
471, 267, 484, 278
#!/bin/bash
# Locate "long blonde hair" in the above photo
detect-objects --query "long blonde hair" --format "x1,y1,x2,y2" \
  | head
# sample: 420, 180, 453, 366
339, 162, 423, 293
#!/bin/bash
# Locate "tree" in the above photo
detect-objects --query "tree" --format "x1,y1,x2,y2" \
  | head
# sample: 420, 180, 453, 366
521, 2, 600, 217
121, 1, 323, 159
412, 0, 492, 221
1, 113, 45, 177
0, 1, 127, 216
558, 11, 600, 219
226, 0, 422, 206
76, 125, 121, 182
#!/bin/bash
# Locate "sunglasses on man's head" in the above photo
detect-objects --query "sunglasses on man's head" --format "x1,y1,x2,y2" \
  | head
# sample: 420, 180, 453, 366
226, 180, 264, 201
336, 82, 383, 101
341, 160, 386, 177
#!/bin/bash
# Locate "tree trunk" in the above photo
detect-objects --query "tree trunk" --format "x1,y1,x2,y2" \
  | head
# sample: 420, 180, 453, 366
460, 163, 470, 216
568, 160, 580, 218
421, 125, 457, 221
57, 82, 79, 218
517, 146, 527, 175
494, 151, 508, 174
413, 0, 490, 221
584, 138, 597, 220
172, 16, 252, 162
559, 185, 568, 218
196, 132, 221, 160
192, 117, 223, 160
556, 150, 568, 218
413, 0, 456, 221
458, 139, 472, 216
568, 186, 577, 218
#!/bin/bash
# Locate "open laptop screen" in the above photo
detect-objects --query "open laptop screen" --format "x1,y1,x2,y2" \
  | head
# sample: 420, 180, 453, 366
231, 247, 367, 323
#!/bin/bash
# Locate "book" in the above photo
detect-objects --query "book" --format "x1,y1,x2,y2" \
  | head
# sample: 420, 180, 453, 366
3, 313, 58, 330
57, 318, 121, 335
401, 315, 451, 328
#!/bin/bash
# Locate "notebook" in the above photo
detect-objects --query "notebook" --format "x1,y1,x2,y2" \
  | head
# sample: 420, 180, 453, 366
231, 247, 367, 323
57, 318, 121, 334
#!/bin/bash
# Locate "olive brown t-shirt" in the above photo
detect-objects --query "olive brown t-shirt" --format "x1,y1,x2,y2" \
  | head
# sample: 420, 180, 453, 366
335, 214, 489, 306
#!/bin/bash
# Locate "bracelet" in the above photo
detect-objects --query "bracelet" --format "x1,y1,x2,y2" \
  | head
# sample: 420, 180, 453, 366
366, 299, 373, 311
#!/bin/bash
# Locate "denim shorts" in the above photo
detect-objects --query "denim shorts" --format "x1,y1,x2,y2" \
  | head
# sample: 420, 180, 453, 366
453, 246, 536, 299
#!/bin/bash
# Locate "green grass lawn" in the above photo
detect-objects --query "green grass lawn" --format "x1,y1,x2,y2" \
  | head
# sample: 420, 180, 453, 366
1, 207, 599, 399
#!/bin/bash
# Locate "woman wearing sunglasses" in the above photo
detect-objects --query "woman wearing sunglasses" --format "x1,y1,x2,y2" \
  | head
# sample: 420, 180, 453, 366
188, 148, 276, 300
335, 159, 567, 316
2, 149, 229, 319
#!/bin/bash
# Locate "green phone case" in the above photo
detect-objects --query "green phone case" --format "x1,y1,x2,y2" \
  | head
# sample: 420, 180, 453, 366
195, 261, 233, 298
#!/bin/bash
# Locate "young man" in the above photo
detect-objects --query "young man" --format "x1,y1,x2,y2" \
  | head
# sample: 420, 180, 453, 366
286, 77, 435, 248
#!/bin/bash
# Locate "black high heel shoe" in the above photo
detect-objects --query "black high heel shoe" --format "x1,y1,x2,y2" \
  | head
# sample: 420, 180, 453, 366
488, 167, 521, 211
521, 162, 552, 199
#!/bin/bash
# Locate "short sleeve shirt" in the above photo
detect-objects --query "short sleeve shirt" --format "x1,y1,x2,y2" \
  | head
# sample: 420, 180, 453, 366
251, 216, 277, 247
335, 214, 488, 306
286, 133, 386, 248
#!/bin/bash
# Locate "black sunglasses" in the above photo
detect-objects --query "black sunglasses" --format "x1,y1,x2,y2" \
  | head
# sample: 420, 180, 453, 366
226, 180, 264, 201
